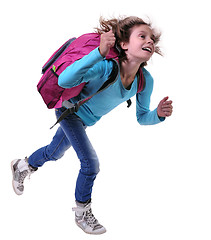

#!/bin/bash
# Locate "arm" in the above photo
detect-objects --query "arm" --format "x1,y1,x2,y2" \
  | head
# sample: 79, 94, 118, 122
58, 48, 105, 88
136, 68, 165, 125
58, 31, 116, 89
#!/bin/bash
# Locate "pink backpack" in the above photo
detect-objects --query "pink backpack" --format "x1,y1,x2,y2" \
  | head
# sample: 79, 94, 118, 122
37, 33, 120, 109
37, 33, 145, 128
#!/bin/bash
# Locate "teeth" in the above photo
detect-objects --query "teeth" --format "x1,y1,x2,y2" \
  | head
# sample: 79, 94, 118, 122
143, 47, 152, 53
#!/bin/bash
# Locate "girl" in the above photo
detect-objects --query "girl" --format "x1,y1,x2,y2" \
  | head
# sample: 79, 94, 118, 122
11, 16, 173, 234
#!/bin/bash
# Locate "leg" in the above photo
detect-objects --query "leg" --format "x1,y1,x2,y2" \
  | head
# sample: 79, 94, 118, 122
28, 126, 71, 168
11, 115, 71, 195
56, 108, 100, 203
57, 109, 105, 234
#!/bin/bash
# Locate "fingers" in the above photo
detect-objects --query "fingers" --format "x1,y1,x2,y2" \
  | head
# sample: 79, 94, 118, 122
104, 30, 116, 47
162, 100, 173, 107
161, 100, 173, 116
99, 30, 116, 57
157, 96, 173, 118
160, 96, 169, 104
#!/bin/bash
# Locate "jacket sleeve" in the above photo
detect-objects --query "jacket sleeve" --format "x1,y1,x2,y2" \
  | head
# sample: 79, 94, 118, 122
136, 68, 165, 125
58, 47, 106, 88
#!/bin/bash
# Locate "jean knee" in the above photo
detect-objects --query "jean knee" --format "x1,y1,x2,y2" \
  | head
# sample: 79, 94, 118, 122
93, 160, 100, 175
81, 158, 100, 176
88, 161, 100, 176
45, 146, 65, 161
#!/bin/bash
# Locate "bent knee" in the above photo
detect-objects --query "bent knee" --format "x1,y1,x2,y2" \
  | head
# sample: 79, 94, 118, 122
81, 159, 100, 176
89, 162, 100, 176
94, 163, 100, 175
45, 147, 65, 161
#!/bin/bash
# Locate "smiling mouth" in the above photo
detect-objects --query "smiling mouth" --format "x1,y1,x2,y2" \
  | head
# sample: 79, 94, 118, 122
142, 47, 152, 53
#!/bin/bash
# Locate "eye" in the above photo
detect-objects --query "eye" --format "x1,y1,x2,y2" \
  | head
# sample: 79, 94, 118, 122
151, 35, 156, 43
139, 34, 145, 39
151, 37, 156, 43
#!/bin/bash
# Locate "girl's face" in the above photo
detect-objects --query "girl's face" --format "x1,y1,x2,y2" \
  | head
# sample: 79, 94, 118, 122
121, 24, 156, 63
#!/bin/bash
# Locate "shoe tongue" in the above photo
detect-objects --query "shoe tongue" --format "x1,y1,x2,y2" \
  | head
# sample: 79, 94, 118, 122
75, 201, 91, 216
18, 159, 29, 171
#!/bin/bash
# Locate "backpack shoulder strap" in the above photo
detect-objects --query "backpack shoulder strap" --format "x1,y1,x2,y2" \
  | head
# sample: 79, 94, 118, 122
137, 68, 146, 93
50, 59, 119, 129
126, 67, 146, 108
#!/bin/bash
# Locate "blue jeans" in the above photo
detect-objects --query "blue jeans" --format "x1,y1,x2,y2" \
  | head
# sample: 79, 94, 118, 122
28, 107, 100, 203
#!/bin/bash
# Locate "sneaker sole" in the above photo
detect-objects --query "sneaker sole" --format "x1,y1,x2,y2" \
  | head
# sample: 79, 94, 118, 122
11, 160, 22, 196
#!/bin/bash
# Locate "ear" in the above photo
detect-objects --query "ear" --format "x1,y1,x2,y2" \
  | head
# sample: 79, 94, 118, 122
120, 41, 128, 51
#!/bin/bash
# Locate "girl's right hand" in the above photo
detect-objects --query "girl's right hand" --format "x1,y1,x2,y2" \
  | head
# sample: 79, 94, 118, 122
99, 30, 116, 57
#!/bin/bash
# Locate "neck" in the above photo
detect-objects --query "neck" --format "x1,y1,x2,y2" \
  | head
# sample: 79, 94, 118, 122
120, 60, 141, 88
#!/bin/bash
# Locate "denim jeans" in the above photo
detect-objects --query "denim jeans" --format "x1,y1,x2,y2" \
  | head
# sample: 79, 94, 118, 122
28, 107, 100, 202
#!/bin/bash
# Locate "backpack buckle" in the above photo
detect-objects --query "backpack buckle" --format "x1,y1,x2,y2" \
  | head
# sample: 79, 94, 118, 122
62, 100, 79, 112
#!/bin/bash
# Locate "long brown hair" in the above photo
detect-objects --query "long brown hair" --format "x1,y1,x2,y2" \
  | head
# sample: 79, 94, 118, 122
96, 16, 162, 66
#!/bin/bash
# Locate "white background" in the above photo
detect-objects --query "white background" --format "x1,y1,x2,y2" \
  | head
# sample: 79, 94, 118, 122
1, 0, 211, 239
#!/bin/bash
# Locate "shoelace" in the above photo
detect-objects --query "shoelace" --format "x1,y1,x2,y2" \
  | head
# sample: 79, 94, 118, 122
85, 209, 99, 226
72, 204, 99, 226
19, 167, 34, 182
18, 170, 29, 184
28, 171, 32, 180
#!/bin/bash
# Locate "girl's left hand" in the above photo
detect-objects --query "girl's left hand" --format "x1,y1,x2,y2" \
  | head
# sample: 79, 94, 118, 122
157, 96, 173, 118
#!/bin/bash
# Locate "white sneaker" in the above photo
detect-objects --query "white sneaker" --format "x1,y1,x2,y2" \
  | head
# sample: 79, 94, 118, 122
11, 158, 37, 195
72, 201, 106, 235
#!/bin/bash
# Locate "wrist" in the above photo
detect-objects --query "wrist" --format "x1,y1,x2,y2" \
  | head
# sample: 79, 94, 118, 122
98, 47, 106, 58
97, 47, 106, 59
156, 108, 165, 121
